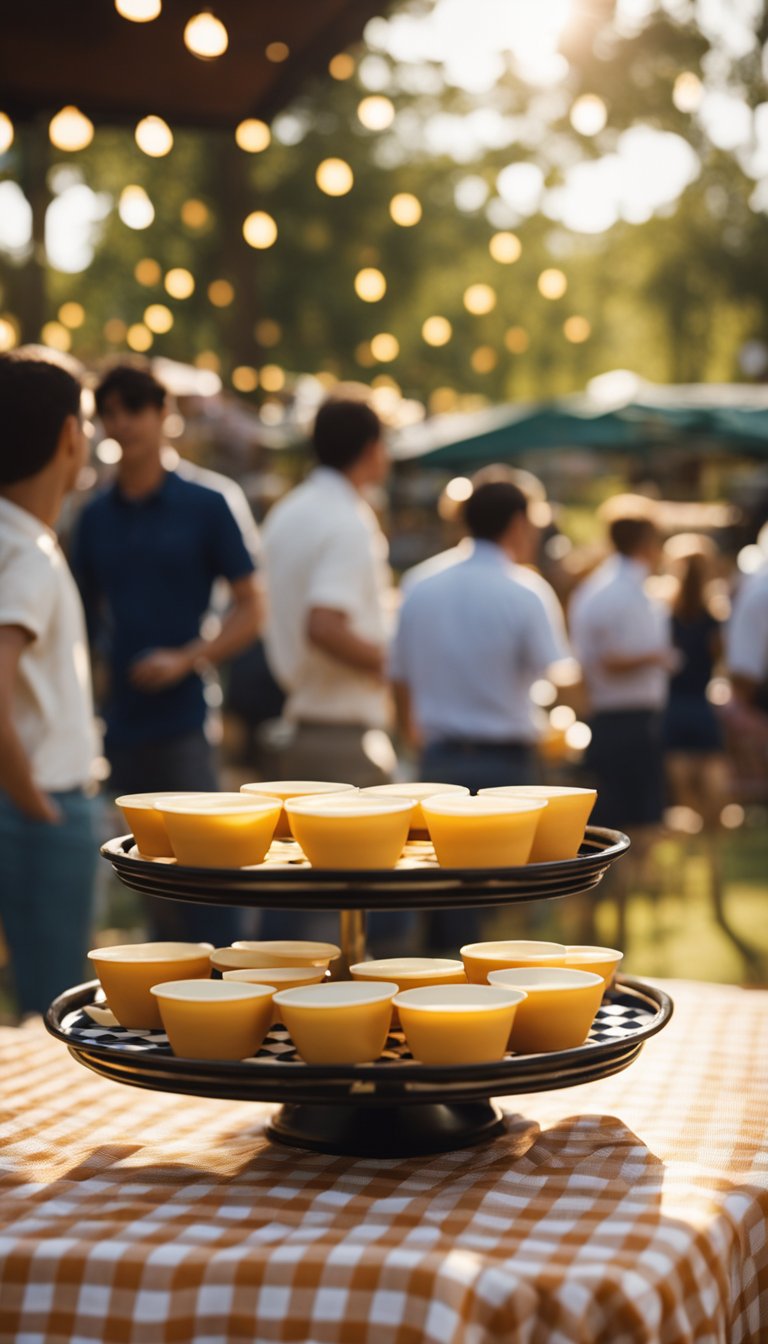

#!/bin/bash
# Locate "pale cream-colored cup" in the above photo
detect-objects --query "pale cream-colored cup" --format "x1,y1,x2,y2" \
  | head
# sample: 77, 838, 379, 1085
151, 979, 275, 1060
350, 957, 466, 1026
394, 984, 528, 1065
565, 945, 623, 984
88, 941, 213, 1029
153, 793, 281, 868
487, 967, 605, 1053
461, 940, 568, 985
115, 792, 207, 858
420, 795, 548, 868
478, 786, 597, 862
228, 940, 340, 969
360, 783, 469, 838
284, 796, 413, 869
240, 780, 357, 837
272, 981, 399, 1064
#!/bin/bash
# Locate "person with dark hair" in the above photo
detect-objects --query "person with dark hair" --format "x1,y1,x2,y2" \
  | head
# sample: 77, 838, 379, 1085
71, 363, 262, 944
262, 394, 393, 786
570, 496, 673, 835
0, 352, 97, 1017
391, 481, 564, 792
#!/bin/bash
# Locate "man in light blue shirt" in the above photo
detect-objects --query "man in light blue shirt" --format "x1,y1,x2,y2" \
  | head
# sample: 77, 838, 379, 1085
392, 481, 565, 790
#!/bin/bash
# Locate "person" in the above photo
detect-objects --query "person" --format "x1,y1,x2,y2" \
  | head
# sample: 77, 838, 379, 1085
391, 481, 566, 950
662, 535, 724, 775
725, 538, 768, 798
71, 364, 262, 944
570, 500, 673, 832
0, 352, 98, 1017
262, 395, 394, 787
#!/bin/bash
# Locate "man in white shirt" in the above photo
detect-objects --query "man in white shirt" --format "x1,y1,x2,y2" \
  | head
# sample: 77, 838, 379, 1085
727, 566, 768, 712
262, 396, 393, 786
0, 353, 97, 1017
570, 507, 672, 831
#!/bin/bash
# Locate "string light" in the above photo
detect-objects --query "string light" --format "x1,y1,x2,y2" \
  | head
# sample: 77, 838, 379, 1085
135, 115, 173, 157
422, 316, 452, 347
181, 199, 210, 228
126, 323, 153, 351
564, 315, 591, 343
354, 268, 386, 302
195, 350, 221, 372
673, 72, 703, 113
329, 53, 355, 80
355, 342, 375, 367
144, 303, 173, 333
389, 193, 421, 226
135, 258, 161, 286
243, 211, 277, 248
115, 0, 161, 19
184, 12, 228, 59
0, 315, 18, 351
41, 321, 72, 351
235, 119, 270, 153
255, 318, 282, 346
463, 283, 496, 315
569, 95, 607, 136
49, 106, 94, 152
370, 333, 399, 362
471, 346, 497, 373
357, 96, 395, 131
59, 302, 85, 329
260, 364, 285, 391
165, 268, 195, 299
265, 42, 289, 62
429, 387, 458, 414
0, 113, 13, 155
103, 318, 127, 342
538, 269, 567, 299
505, 326, 529, 353
232, 366, 259, 392
489, 231, 521, 264
119, 185, 154, 229
316, 158, 353, 196
208, 279, 234, 307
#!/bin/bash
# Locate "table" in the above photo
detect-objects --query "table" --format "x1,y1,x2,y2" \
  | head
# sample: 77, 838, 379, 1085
1, 980, 766, 1344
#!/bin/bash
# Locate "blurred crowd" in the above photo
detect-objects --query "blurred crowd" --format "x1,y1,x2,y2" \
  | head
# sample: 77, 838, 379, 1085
2, 349, 768, 1019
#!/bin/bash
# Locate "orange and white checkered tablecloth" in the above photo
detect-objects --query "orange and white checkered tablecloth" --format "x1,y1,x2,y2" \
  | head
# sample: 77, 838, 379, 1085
1, 979, 766, 1344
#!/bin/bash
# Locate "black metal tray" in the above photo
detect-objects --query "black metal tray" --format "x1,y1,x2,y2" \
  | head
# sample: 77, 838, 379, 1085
100, 825, 630, 910
46, 975, 671, 1157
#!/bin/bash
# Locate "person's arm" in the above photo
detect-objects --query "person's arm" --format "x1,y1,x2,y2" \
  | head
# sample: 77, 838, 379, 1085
0, 626, 61, 822
600, 649, 671, 675
130, 573, 263, 691
306, 607, 385, 676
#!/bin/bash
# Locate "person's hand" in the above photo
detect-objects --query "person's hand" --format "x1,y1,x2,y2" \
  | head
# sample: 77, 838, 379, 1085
27, 794, 62, 824
129, 647, 195, 692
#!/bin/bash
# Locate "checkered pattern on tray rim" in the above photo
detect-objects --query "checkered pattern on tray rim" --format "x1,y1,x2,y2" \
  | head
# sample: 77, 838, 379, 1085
2, 982, 768, 1344
60, 988, 655, 1063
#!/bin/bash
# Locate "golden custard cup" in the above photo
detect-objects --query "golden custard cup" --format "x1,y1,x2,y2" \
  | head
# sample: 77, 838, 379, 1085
272, 981, 399, 1064
461, 940, 568, 985
487, 967, 605, 1053
350, 957, 466, 1026
420, 795, 547, 868
240, 780, 357, 838
88, 941, 213, 1029
228, 940, 340, 969
151, 979, 275, 1060
478, 785, 597, 862
360, 783, 469, 839
566, 945, 624, 985
394, 984, 528, 1065
223, 966, 328, 1021
115, 792, 208, 858
153, 793, 281, 868
284, 796, 413, 870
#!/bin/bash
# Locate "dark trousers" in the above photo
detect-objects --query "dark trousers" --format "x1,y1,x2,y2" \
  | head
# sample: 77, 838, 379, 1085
419, 740, 535, 952
109, 730, 240, 946
0, 790, 97, 1016
586, 710, 664, 831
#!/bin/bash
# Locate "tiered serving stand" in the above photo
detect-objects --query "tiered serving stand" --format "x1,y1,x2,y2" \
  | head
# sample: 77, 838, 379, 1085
45, 826, 673, 1157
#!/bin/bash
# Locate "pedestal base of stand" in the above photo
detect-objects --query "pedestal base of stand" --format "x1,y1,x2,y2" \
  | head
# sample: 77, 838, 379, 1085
266, 1101, 506, 1157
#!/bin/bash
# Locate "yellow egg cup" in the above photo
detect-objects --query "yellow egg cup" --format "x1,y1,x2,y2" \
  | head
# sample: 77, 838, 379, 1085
487, 967, 605, 1053
478, 785, 597, 862
151, 979, 275, 1060
394, 984, 527, 1065
115, 792, 206, 858
153, 793, 281, 868
88, 941, 213, 1029
223, 966, 328, 1021
460, 940, 567, 984
229, 940, 340, 969
284, 796, 413, 869
272, 982, 399, 1064
240, 780, 356, 837
350, 957, 466, 1026
420, 795, 547, 868
360, 783, 469, 839
565, 945, 624, 984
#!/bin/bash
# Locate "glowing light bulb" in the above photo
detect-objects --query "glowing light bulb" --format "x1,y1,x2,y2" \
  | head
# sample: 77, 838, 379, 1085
184, 12, 228, 59
164, 267, 195, 298
119, 185, 154, 229
505, 327, 529, 353
0, 113, 14, 155
41, 321, 72, 352
389, 192, 422, 226
354, 268, 386, 302
59, 302, 85, 329
260, 364, 285, 391
357, 96, 395, 131
135, 115, 173, 157
673, 72, 703, 113
471, 346, 497, 373
569, 95, 607, 136
144, 303, 173, 333
421, 316, 452, 347
232, 366, 259, 392
538, 269, 567, 299
207, 279, 234, 307
49, 106, 94, 152
329, 53, 355, 80
563, 315, 591, 343
316, 158, 354, 196
265, 42, 289, 62
126, 323, 153, 352
115, 0, 161, 19
181, 199, 209, 228
0, 315, 18, 351
489, 231, 521, 264
235, 119, 271, 153
243, 211, 277, 249
134, 258, 161, 286
370, 332, 399, 362
463, 283, 496, 315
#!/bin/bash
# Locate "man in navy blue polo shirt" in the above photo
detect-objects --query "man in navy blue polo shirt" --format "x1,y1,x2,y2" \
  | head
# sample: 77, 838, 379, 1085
72, 365, 262, 942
